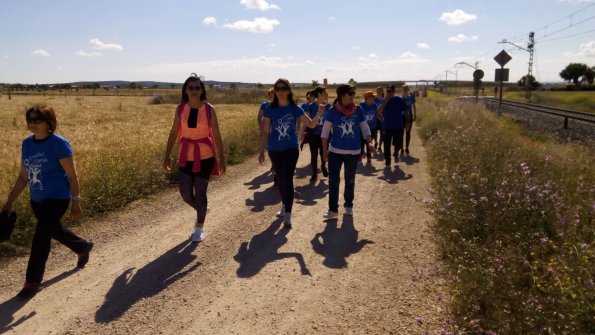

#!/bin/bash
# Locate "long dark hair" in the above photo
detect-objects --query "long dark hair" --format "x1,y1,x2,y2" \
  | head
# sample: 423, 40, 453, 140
181, 73, 207, 103
271, 78, 296, 108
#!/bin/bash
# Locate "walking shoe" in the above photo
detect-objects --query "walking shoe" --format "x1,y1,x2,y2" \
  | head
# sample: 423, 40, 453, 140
405, 148, 410, 155
77, 240, 94, 268
310, 174, 317, 182
283, 213, 292, 229
344, 207, 353, 216
322, 166, 329, 177
192, 227, 204, 243
323, 210, 339, 220
276, 205, 285, 218
17, 282, 40, 299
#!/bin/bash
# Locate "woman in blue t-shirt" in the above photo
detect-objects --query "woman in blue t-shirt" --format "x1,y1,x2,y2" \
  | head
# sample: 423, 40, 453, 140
2, 106, 93, 299
359, 91, 378, 165
321, 85, 374, 219
258, 78, 322, 228
303, 86, 330, 181
401, 85, 417, 156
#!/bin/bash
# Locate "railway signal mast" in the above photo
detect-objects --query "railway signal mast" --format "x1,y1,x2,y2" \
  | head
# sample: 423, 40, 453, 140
499, 32, 535, 103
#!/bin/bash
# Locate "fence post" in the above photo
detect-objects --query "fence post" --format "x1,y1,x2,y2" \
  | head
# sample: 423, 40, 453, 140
564, 117, 568, 130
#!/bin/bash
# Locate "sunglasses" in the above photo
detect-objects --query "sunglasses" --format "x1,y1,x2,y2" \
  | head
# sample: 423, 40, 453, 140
275, 86, 289, 91
187, 85, 202, 91
347, 91, 356, 96
26, 117, 45, 124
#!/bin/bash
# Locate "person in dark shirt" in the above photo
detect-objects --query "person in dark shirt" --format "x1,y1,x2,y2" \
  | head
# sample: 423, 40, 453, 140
377, 84, 407, 166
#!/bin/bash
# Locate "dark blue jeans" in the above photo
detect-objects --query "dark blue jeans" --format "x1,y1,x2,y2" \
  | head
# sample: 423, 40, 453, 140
268, 148, 299, 213
328, 152, 359, 213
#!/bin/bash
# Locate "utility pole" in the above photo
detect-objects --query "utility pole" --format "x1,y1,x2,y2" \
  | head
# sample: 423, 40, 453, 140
499, 31, 535, 103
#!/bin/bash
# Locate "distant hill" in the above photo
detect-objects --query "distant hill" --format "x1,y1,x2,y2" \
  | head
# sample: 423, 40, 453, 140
67, 80, 258, 89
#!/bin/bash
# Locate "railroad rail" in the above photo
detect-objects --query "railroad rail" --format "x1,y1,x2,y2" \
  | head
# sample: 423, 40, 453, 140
460, 97, 595, 129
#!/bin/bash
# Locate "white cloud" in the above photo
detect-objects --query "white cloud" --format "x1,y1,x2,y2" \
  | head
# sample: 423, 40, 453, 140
240, 0, 280, 11
258, 56, 283, 63
358, 53, 379, 61
32, 49, 50, 57
448, 34, 478, 42
305, 60, 315, 65
400, 52, 419, 58
77, 50, 102, 57
417, 42, 430, 49
328, 16, 336, 21
439, 9, 477, 25
559, 0, 595, 3
90, 38, 123, 51
224, 17, 280, 33
202, 17, 217, 25
579, 40, 595, 57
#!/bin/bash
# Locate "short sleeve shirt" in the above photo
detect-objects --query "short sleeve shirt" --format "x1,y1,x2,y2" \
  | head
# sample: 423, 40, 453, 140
264, 104, 305, 151
326, 106, 366, 151
22, 134, 73, 202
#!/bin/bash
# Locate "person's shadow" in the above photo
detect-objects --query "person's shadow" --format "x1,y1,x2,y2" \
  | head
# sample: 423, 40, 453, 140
357, 162, 379, 177
0, 268, 78, 332
234, 220, 310, 278
245, 185, 282, 212
295, 180, 328, 206
378, 166, 412, 184
311, 215, 374, 269
243, 170, 274, 190
95, 240, 200, 323
400, 154, 420, 166
294, 165, 313, 180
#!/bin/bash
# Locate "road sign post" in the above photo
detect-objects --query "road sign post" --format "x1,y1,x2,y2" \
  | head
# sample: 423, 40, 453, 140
494, 50, 512, 115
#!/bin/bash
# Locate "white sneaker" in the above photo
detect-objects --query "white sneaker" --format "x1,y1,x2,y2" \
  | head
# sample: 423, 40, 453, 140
323, 210, 339, 220
192, 228, 204, 242
276, 205, 285, 218
344, 207, 353, 216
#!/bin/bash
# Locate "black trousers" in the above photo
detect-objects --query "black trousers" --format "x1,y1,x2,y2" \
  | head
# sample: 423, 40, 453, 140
383, 129, 404, 163
306, 133, 324, 175
268, 148, 299, 213
27, 199, 90, 283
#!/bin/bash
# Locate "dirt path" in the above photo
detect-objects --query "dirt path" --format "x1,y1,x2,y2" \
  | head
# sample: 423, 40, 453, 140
0, 129, 447, 335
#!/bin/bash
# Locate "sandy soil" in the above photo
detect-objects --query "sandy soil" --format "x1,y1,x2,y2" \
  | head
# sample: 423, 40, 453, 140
0, 128, 448, 335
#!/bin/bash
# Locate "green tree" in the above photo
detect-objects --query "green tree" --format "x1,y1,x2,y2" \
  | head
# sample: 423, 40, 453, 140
582, 66, 594, 85
230, 83, 238, 91
311, 80, 319, 88
559, 63, 588, 87
256, 82, 263, 89
517, 75, 541, 90
128, 82, 138, 89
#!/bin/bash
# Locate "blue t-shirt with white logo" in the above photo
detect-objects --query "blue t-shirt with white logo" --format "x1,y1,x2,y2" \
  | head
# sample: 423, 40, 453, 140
22, 134, 73, 202
359, 102, 377, 130
326, 106, 366, 151
306, 103, 330, 136
260, 101, 270, 111
403, 94, 416, 112
382, 96, 407, 130
264, 104, 304, 151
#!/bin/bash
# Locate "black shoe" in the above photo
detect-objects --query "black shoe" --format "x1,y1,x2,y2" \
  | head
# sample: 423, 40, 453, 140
310, 174, 317, 182
405, 148, 410, 155
17, 282, 40, 299
77, 240, 94, 268
322, 167, 329, 177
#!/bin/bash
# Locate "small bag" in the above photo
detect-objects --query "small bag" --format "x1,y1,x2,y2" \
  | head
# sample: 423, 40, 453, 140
0, 211, 17, 241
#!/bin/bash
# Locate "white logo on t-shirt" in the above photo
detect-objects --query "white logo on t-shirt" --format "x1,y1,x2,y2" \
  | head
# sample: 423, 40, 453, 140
338, 117, 355, 138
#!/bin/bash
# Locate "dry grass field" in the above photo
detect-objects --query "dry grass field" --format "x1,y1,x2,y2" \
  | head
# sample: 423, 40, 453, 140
0, 94, 259, 253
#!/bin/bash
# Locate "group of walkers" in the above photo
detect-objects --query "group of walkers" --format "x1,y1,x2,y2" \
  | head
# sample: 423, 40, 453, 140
1, 74, 416, 299
258, 79, 417, 226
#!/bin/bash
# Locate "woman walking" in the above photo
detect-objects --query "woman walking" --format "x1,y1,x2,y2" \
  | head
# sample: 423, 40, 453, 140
164, 74, 226, 243
2, 106, 93, 299
359, 91, 378, 165
373, 86, 385, 152
258, 78, 322, 228
322, 84, 374, 219
304, 86, 330, 181
400, 85, 417, 156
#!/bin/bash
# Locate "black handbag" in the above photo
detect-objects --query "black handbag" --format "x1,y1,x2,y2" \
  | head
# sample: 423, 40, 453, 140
0, 210, 17, 241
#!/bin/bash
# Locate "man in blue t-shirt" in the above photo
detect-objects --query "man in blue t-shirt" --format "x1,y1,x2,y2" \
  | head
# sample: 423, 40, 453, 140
377, 84, 408, 166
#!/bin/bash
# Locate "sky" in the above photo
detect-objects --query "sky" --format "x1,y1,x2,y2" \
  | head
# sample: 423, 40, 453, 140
1, 0, 594, 85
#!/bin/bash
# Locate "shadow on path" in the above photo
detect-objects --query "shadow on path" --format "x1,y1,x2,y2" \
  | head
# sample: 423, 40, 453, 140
95, 240, 199, 323
243, 170, 274, 190
378, 166, 412, 184
311, 215, 374, 269
234, 220, 310, 278
245, 185, 281, 213
0, 268, 78, 332
357, 162, 380, 177
295, 180, 328, 206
